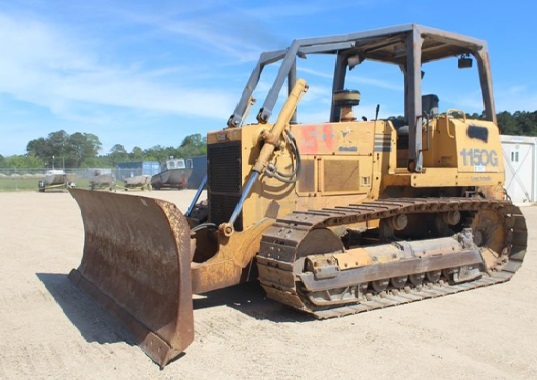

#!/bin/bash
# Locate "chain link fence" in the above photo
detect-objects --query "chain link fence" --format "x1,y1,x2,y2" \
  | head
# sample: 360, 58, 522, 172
1, 158, 206, 191
0, 168, 115, 191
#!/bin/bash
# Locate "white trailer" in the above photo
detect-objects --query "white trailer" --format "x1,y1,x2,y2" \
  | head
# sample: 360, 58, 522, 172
501, 135, 537, 204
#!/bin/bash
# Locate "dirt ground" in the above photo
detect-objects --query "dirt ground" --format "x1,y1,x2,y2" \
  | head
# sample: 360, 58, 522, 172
0, 189, 535, 379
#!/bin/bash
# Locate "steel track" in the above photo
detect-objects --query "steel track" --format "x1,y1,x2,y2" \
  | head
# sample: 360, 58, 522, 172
257, 198, 527, 319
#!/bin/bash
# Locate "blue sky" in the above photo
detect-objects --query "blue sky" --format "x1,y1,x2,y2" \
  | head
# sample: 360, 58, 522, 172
1, 0, 536, 156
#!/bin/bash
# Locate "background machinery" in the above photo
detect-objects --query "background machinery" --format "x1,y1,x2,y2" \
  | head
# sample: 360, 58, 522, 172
68, 24, 527, 367
151, 158, 193, 190
38, 169, 76, 192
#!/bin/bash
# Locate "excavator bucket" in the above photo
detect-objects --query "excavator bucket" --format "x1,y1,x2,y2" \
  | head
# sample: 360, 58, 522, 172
68, 188, 194, 368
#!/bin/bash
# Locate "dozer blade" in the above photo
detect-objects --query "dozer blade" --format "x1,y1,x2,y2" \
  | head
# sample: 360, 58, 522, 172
68, 188, 194, 368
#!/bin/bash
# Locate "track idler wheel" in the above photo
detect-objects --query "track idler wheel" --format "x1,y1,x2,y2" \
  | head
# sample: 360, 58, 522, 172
409, 273, 425, 286
426, 270, 442, 283
371, 279, 389, 293
390, 276, 408, 289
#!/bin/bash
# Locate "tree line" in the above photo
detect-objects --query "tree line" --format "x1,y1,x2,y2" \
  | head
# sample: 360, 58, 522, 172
1, 110, 536, 169
461, 110, 537, 136
0, 131, 207, 169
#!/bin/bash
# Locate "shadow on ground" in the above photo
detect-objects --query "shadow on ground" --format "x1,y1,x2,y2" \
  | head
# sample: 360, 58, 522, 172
37, 272, 313, 347
193, 282, 313, 323
36, 272, 135, 346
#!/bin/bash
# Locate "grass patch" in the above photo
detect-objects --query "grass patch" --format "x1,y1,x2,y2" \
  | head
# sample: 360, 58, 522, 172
0, 177, 40, 191
0, 177, 91, 192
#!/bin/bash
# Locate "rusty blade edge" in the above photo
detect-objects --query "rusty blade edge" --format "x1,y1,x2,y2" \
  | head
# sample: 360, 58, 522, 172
68, 269, 189, 368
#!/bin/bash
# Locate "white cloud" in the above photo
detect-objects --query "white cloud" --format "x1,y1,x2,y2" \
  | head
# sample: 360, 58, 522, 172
112, 3, 283, 64
1, 0, 533, 156
157, 20, 263, 63
0, 12, 237, 123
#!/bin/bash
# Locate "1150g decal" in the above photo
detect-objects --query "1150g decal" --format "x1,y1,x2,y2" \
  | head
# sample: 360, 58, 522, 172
460, 148, 498, 168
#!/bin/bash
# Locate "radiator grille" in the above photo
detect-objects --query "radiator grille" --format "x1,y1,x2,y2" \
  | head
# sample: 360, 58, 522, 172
323, 159, 360, 193
207, 141, 243, 230
298, 159, 315, 193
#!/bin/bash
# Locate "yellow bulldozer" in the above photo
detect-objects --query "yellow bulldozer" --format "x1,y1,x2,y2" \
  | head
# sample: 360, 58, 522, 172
68, 24, 527, 367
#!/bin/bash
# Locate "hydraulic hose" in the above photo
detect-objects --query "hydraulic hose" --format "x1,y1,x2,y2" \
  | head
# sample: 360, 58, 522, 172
220, 79, 308, 237
272, 129, 301, 183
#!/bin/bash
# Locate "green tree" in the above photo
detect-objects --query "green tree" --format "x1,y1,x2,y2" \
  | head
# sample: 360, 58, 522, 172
466, 112, 484, 120
130, 146, 144, 161
143, 145, 175, 162
67, 132, 102, 167
26, 130, 101, 168
109, 144, 128, 165
497, 111, 519, 135
177, 133, 207, 157
4, 154, 45, 168
48, 130, 69, 167
85, 155, 112, 168
26, 137, 50, 159
515, 111, 537, 136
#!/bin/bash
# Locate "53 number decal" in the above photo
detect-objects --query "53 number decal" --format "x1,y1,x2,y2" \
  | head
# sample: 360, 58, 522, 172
460, 148, 498, 167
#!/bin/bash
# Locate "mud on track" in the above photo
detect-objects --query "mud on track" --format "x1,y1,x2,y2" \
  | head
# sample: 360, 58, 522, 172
1, 190, 536, 379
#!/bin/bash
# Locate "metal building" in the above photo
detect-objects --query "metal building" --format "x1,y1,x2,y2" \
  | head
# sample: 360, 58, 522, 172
115, 161, 161, 181
188, 156, 207, 189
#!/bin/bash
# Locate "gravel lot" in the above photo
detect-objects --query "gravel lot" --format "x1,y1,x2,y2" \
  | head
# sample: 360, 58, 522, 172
1, 190, 535, 379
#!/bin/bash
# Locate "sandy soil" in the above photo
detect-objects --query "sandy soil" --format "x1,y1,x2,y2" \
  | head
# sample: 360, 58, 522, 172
0, 189, 535, 380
